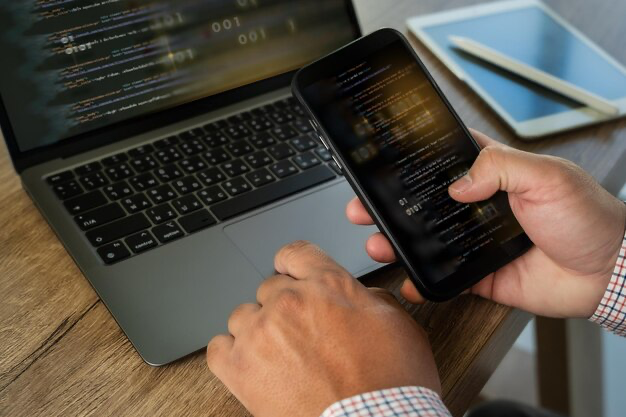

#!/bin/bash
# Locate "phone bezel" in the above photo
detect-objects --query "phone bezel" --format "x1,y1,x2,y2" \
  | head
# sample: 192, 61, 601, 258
292, 28, 532, 301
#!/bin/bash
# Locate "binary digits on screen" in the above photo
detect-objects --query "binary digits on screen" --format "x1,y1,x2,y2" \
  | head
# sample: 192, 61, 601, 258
0, 0, 354, 151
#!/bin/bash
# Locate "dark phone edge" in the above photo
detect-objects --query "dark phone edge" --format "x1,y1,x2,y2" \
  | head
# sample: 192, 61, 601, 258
292, 28, 533, 301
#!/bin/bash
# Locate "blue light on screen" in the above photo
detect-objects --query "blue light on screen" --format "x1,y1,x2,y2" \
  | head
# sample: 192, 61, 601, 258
423, 6, 626, 122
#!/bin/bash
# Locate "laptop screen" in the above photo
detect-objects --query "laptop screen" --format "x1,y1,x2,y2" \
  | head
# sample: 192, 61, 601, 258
0, 0, 356, 153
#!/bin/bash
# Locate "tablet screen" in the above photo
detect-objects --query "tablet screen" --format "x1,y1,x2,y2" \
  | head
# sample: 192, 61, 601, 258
422, 5, 626, 122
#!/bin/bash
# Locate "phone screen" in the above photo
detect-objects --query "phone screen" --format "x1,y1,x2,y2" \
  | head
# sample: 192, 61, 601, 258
297, 33, 529, 293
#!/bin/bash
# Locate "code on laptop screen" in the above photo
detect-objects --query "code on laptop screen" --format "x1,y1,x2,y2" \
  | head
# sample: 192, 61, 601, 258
0, 0, 356, 152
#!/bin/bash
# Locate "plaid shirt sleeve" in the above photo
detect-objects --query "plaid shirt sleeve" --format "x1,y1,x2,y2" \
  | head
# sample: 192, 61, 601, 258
320, 386, 451, 417
590, 231, 626, 336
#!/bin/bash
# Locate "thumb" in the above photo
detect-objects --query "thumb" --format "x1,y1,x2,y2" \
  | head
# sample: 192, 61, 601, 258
448, 144, 549, 203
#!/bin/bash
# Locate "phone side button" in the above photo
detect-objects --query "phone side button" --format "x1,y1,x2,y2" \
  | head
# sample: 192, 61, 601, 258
318, 135, 329, 150
329, 161, 342, 176
330, 156, 343, 175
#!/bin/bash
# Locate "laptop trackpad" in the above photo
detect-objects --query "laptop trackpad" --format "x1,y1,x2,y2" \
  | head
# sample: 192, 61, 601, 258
224, 181, 381, 278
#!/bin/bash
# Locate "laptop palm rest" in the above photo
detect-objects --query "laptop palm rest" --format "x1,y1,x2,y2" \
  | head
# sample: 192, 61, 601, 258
224, 181, 381, 279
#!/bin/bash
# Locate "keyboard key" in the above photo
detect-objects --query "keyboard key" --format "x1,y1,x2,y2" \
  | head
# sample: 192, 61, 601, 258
246, 168, 275, 187
223, 177, 252, 196
227, 112, 253, 124
53, 180, 83, 200
102, 153, 128, 167
251, 104, 276, 116
203, 149, 230, 165
146, 203, 177, 224
270, 160, 298, 178
179, 128, 205, 141
226, 140, 254, 157
79, 172, 109, 190
248, 117, 274, 132
249, 133, 276, 149
125, 231, 158, 253
155, 164, 184, 183
121, 193, 152, 213
103, 181, 133, 200
130, 155, 158, 173
104, 163, 134, 182
179, 209, 217, 233
290, 135, 317, 152
271, 126, 298, 141
172, 194, 203, 215
128, 144, 155, 158
211, 165, 335, 221
204, 119, 229, 131
197, 185, 227, 205
155, 147, 183, 164
180, 139, 206, 156
197, 168, 226, 187
74, 202, 125, 230
221, 160, 250, 177
129, 172, 158, 192
154, 136, 180, 149
179, 156, 208, 173
293, 152, 321, 170
290, 102, 307, 118
86, 213, 151, 246
285, 96, 298, 106
152, 221, 185, 243
171, 176, 203, 195
75, 162, 102, 176
274, 97, 292, 108
224, 125, 251, 141
293, 118, 314, 133
203, 131, 230, 148
147, 184, 178, 204
64, 190, 108, 215
97, 241, 131, 264
47, 170, 74, 185
315, 147, 332, 162
268, 111, 295, 125
311, 134, 323, 146
267, 143, 295, 160
245, 151, 273, 169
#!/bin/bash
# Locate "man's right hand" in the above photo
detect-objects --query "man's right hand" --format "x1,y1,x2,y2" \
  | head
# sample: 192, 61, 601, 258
346, 130, 626, 318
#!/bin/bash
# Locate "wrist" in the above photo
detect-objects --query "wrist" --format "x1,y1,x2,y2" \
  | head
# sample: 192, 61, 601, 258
587, 201, 626, 317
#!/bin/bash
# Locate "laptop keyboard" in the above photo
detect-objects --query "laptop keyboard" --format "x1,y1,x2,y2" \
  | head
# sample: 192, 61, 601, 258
45, 97, 342, 265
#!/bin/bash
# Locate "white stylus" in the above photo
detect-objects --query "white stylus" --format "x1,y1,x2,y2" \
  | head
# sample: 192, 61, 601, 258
448, 35, 619, 116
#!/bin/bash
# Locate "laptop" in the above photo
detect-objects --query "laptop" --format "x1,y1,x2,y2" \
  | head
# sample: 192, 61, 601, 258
0, 0, 379, 365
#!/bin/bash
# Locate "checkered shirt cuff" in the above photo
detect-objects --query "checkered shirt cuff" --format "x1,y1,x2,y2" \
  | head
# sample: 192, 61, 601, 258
590, 231, 626, 336
320, 386, 451, 417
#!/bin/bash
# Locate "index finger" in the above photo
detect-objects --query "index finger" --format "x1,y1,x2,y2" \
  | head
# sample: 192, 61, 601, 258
274, 240, 350, 280
346, 197, 375, 225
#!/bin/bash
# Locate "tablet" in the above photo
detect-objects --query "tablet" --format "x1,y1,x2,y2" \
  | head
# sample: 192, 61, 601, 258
407, 0, 626, 139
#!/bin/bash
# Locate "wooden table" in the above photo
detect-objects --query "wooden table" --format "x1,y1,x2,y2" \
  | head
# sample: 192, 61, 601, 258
1, 1, 625, 416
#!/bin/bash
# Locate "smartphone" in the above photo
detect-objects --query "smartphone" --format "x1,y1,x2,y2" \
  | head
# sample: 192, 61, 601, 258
292, 28, 532, 301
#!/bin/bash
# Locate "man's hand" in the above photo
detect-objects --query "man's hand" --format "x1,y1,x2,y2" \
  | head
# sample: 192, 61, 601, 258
347, 130, 626, 318
207, 241, 440, 417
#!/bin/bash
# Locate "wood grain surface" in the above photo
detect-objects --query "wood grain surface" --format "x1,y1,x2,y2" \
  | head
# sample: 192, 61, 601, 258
1, 1, 625, 416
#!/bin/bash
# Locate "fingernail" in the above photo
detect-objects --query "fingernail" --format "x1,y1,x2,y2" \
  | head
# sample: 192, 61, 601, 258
449, 174, 473, 194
